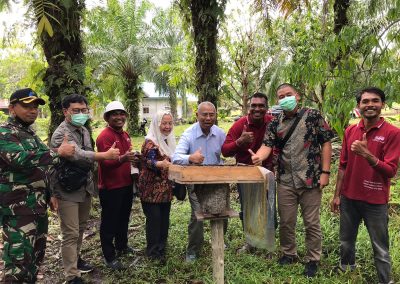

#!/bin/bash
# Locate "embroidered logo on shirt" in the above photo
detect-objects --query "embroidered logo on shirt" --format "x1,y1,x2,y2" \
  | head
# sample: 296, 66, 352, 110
372, 136, 385, 143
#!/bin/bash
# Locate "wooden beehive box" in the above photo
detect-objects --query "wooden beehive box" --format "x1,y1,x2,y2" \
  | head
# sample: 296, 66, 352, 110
168, 165, 264, 184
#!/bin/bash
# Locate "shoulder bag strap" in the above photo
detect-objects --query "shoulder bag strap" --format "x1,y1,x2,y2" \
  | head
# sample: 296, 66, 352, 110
277, 107, 307, 149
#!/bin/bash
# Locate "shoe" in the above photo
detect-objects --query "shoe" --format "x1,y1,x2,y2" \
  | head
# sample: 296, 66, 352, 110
66, 276, 84, 284
77, 257, 94, 273
278, 254, 296, 265
185, 253, 197, 263
116, 246, 135, 257
105, 259, 125, 271
334, 263, 356, 274
304, 261, 318, 278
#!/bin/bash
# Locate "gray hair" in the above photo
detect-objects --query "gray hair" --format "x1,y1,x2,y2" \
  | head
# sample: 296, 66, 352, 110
197, 101, 216, 113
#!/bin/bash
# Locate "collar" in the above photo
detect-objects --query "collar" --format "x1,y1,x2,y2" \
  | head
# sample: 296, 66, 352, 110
195, 122, 216, 138
107, 125, 124, 134
282, 106, 302, 121
7, 117, 35, 134
357, 117, 385, 130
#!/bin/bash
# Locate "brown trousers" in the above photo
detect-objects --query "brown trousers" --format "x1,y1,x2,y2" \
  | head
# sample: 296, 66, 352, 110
58, 195, 92, 281
277, 183, 322, 261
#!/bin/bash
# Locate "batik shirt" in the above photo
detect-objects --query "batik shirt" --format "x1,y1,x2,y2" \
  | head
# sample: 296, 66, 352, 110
0, 117, 59, 216
138, 139, 173, 203
264, 108, 334, 189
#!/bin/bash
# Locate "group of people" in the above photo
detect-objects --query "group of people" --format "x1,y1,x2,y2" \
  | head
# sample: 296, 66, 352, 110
0, 84, 399, 284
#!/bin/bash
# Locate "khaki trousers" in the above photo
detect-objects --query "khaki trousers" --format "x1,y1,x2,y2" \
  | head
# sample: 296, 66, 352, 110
277, 183, 322, 261
58, 195, 92, 280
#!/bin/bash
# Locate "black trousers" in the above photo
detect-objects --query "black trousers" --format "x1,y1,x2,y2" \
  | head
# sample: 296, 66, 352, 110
141, 202, 171, 259
99, 186, 133, 262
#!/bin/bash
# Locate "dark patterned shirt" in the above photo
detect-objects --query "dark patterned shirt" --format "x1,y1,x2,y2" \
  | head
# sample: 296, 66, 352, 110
264, 107, 334, 189
138, 139, 173, 203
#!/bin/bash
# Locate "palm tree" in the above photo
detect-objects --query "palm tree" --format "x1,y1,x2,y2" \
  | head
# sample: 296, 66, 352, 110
85, 0, 151, 134
147, 8, 191, 121
177, 0, 226, 109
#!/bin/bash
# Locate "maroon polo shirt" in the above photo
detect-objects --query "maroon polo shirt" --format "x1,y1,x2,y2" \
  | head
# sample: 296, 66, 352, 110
222, 114, 274, 170
96, 126, 133, 190
339, 118, 400, 204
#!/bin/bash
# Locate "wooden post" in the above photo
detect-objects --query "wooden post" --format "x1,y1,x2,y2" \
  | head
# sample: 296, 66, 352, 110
210, 219, 224, 284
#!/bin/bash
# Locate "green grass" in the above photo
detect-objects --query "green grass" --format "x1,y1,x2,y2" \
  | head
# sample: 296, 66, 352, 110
40, 162, 400, 284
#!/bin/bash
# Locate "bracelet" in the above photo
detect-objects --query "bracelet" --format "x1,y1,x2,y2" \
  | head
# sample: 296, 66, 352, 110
371, 159, 379, 167
118, 156, 121, 162
321, 170, 330, 175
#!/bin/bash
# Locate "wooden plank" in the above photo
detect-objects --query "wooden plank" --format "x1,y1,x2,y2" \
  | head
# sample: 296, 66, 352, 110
195, 209, 239, 221
211, 219, 225, 284
168, 165, 264, 184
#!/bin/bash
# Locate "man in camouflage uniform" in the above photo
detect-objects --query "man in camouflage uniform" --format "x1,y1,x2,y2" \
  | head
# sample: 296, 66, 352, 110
0, 88, 75, 283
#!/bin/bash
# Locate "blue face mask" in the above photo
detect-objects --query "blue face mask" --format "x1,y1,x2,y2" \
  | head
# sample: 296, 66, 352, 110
71, 113, 89, 127
278, 96, 297, 112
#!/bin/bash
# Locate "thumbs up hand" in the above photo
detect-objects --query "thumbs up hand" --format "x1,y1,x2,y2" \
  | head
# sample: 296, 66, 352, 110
189, 147, 204, 164
105, 142, 120, 160
236, 125, 254, 147
57, 133, 75, 157
248, 149, 262, 166
351, 133, 369, 157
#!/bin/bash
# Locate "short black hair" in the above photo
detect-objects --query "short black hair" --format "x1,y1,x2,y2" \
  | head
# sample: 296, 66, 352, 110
250, 92, 268, 107
356, 87, 386, 104
276, 83, 298, 93
62, 94, 88, 109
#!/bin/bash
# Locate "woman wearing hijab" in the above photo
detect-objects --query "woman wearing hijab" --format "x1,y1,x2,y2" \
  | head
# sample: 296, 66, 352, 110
138, 112, 176, 262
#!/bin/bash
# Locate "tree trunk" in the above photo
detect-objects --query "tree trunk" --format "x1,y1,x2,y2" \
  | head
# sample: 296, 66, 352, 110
190, 0, 225, 108
39, 0, 87, 141
125, 77, 141, 135
168, 87, 178, 121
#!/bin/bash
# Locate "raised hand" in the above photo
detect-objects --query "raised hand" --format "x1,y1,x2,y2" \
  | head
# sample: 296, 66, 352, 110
351, 133, 369, 157
189, 147, 204, 164
248, 149, 261, 166
57, 133, 75, 157
105, 142, 120, 160
237, 125, 254, 146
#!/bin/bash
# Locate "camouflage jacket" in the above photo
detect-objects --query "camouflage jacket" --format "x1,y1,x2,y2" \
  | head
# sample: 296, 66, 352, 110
0, 117, 59, 216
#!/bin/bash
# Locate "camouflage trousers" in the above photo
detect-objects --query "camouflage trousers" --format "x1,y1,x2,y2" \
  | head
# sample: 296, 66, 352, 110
0, 213, 48, 283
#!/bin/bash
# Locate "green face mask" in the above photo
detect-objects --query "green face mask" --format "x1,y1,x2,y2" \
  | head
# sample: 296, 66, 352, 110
71, 113, 89, 127
278, 96, 297, 112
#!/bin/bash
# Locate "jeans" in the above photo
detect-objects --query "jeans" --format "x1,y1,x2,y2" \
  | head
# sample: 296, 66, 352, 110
340, 196, 392, 283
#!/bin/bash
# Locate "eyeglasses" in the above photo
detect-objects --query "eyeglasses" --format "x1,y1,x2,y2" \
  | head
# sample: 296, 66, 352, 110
70, 108, 90, 114
249, 104, 266, 109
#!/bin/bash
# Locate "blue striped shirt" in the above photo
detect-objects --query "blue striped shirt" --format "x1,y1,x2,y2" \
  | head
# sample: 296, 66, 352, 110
172, 122, 226, 165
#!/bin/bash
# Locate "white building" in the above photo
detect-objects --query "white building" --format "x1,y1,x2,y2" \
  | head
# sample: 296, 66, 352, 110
140, 82, 196, 119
